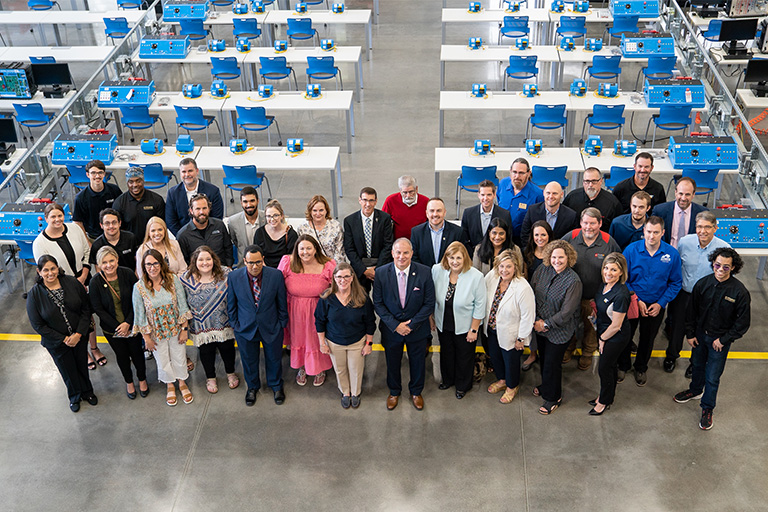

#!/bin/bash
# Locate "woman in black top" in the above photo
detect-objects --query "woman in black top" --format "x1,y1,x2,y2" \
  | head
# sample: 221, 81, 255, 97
26, 255, 97, 413
589, 252, 631, 416
255, 199, 298, 268
315, 262, 375, 409
89, 246, 149, 400
522, 220, 554, 371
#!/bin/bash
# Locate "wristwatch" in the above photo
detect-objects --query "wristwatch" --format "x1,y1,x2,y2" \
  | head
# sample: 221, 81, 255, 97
181, 327, 188, 331
470, 329, 478, 334
366, 341, 373, 346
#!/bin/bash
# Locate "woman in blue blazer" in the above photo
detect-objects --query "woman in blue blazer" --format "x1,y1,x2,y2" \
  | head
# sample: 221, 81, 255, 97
431, 241, 486, 399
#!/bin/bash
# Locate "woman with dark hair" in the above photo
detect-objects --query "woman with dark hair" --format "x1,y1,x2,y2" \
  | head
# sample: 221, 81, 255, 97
531, 240, 582, 415
472, 217, 517, 276
89, 246, 148, 400
279, 234, 336, 387
521, 220, 554, 370
315, 262, 376, 408
255, 199, 298, 268
27, 255, 97, 412
297, 194, 347, 263
133, 249, 194, 406
181, 246, 239, 394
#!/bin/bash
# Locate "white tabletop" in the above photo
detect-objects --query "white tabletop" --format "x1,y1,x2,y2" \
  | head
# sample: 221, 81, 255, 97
0, 90, 77, 112
186, 10, 270, 26
195, 145, 340, 170
440, 90, 571, 110
581, 148, 674, 173
556, 45, 646, 63
442, 8, 550, 23
0, 46, 115, 63
242, 45, 362, 64
736, 88, 768, 109
440, 44, 561, 63
45, 10, 143, 24
435, 147, 582, 171
265, 9, 372, 25
110, 145, 201, 170
145, 92, 231, 115
549, 8, 613, 23
223, 90, 353, 111
133, 46, 250, 64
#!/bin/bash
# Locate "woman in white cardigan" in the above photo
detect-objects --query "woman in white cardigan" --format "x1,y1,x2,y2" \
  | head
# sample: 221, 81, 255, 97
484, 248, 536, 404
431, 241, 486, 399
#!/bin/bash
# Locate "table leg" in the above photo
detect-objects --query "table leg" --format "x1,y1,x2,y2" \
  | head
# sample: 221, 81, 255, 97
330, 158, 340, 218
441, 61, 445, 90
354, 57, 362, 102
442, 23, 446, 44
757, 256, 767, 280
439, 110, 445, 147
39, 23, 50, 46
373, 0, 379, 24
337, 157, 343, 198
565, 110, 574, 146
366, 21, 372, 61
435, 171, 440, 197
0, 244, 12, 294
345, 108, 352, 154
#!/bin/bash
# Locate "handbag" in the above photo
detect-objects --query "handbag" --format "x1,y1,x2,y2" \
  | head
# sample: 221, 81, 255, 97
627, 292, 639, 320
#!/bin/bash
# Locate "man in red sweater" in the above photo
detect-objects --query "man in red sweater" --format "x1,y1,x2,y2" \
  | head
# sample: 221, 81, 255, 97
382, 175, 430, 240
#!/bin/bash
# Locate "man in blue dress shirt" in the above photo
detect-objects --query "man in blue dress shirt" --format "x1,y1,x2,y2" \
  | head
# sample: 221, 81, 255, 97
496, 158, 543, 245
608, 191, 651, 250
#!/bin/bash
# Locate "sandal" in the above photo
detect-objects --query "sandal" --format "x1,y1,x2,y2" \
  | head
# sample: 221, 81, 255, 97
532, 386, 540, 397
296, 367, 307, 386
166, 387, 177, 407
539, 400, 559, 415
87, 359, 97, 371
500, 385, 519, 404
186, 357, 195, 372
179, 385, 194, 404
487, 380, 507, 394
92, 348, 108, 366
227, 373, 240, 389
313, 371, 326, 387
206, 378, 218, 394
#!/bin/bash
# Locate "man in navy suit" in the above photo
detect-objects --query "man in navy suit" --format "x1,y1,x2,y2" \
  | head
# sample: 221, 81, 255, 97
373, 238, 436, 411
460, 179, 512, 250
411, 198, 467, 266
651, 177, 707, 248
520, 181, 579, 250
166, 158, 224, 235
227, 244, 289, 406
343, 187, 394, 291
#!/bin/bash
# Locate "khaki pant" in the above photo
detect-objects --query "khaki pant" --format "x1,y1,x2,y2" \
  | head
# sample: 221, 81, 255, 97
566, 299, 599, 365
327, 337, 366, 396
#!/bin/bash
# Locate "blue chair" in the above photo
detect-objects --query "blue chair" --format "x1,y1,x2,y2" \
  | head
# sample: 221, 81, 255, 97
104, 17, 130, 45
12, 103, 54, 144
30, 56, 56, 63
28, 0, 59, 10
525, 104, 567, 146
455, 165, 498, 217
580, 104, 625, 143
129, 163, 173, 192
499, 16, 529, 44
287, 18, 320, 46
119, 105, 168, 144
211, 0, 234, 8
65, 164, 90, 189
174, 105, 221, 145
258, 56, 299, 90
235, 105, 282, 146
604, 166, 634, 190
556, 16, 586, 40
502, 0, 528, 8
232, 18, 261, 44
303, 0, 330, 6
222, 165, 273, 214
644, 105, 692, 148
635, 56, 676, 91
210, 56, 242, 83
179, 19, 211, 41
17, 240, 37, 298
306, 56, 343, 89
683, 168, 719, 206
117, 0, 143, 8
531, 165, 569, 188
585, 55, 622, 87
503, 54, 538, 90
701, 19, 722, 44
606, 15, 639, 45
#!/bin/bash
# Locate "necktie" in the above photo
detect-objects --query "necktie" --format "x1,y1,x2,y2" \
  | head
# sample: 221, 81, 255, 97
676, 209, 687, 247
364, 216, 373, 258
398, 271, 406, 308
252, 275, 261, 307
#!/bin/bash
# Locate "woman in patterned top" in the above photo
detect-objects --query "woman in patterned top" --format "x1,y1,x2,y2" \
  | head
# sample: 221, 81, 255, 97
297, 195, 347, 263
181, 246, 239, 395
133, 249, 194, 407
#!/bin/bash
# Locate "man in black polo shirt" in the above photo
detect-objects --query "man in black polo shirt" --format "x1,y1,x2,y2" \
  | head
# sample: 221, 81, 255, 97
112, 167, 166, 240
612, 152, 666, 214
563, 167, 623, 232
73, 160, 122, 239
177, 193, 234, 267
89, 208, 138, 271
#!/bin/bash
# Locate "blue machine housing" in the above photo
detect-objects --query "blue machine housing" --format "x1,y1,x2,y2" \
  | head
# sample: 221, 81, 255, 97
551, 0, 564, 11
598, 82, 618, 97
469, 1, 481, 12
468, 37, 483, 49
560, 36, 575, 51
620, 32, 675, 57
0, 203, 72, 241
321, 38, 335, 50
331, 2, 344, 12
51, 134, 118, 166
668, 136, 739, 170
183, 83, 203, 98
714, 209, 768, 248
584, 135, 602, 155
644, 78, 705, 108
609, 0, 659, 17
233, 2, 248, 14
306, 83, 321, 97
613, 139, 637, 156
516, 37, 529, 50
570, 78, 586, 96
526, 139, 542, 154
572, 0, 589, 12
211, 80, 228, 97
258, 84, 273, 97
474, 139, 491, 155
523, 83, 538, 97
230, 138, 248, 153
163, 0, 210, 21
141, 138, 164, 154
251, 0, 265, 12
176, 134, 195, 153
208, 39, 226, 52
97, 79, 156, 108
585, 38, 602, 51
287, 138, 304, 152
236, 37, 251, 52
139, 35, 191, 59
471, 83, 487, 97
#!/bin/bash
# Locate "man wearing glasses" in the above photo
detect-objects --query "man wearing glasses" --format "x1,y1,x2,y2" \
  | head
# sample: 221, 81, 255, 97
382, 175, 430, 240
343, 187, 393, 291
563, 167, 623, 232
674, 247, 750, 430
227, 245, 289, 406
496, 158, 543, 245
73, 160, 122, 239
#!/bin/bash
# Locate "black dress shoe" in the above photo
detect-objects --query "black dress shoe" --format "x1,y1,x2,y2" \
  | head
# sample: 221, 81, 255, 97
70, 401, 80, 413
589, 405, 610, 416
245, 388, 257, 406
663, 358, 676, 373
588, 398, 598, 406
438, 383, 450, 390
126, 390, 137, 400
139, 387, 150, 398
455, 390, 466, 399
685, 363, 693, 379
274, 388, 285, 405
85, 394, 98, 406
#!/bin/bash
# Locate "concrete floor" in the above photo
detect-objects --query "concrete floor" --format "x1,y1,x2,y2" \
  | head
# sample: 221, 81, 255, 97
2, 1, 768, 511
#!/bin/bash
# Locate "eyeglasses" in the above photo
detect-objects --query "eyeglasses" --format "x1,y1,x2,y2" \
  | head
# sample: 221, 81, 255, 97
265, 214, 281, 220
245, 260, 264, 266
145, 262, 161, 268
88, 170, 105, 176
583, 179, 601, 185
335, 274, 353, 280
713, 262, 731, 271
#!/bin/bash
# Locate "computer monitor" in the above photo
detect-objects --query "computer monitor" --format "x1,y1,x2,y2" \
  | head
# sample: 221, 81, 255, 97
0, 118, 19, 145
718, 18, 758, 58
29, 63, 75, 98
744, 58, 768, 96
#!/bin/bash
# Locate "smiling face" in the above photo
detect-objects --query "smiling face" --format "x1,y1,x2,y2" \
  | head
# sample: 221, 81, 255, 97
100, 213, 121, 238
37, 260, 60, 285
550, 247, 568, 273
543, 182, 563, 210
265, 206, 282, 227
298, 240, 316, 264
359, 192, 377, 216
583, 169, 602, 200
196, 250, 214, 275
144, 255, 161, 280
399, 184, 418, 206
127, 177, 145, 197
335, 268, 353, 292
497, 258, 515, 281
478, 186, 495, 211
241, 193, 258, 217
311, 202, 327, 224
533, 226, 550, 248
446, 250, 464, 272
426, 199, 446, 229
489, 226, 507, 249
675, 181, 695, 211
602, 262, 621, 285
634, 156, 653, 182
87, 165, 105, 189
244, 250, 264, 277
392, 239, 413, 270
713, 255, 733, 282
45, 208, 65, 230
100, 253, 119, 277
149, 222, 166, 245
179, 162, 199, 189
696, 218, 716, 247
190, 199, 210, 226
509, 162, 530, 190
580, 214, 602, 241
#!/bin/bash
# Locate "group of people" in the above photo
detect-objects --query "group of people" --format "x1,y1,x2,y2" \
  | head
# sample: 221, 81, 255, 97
25, 155, 751, 430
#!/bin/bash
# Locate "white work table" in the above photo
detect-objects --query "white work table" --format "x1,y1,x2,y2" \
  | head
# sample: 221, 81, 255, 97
110, 145, 201, 172
133, 47, 253, 90
441, 8, 550, 45
0, 10, 145, 46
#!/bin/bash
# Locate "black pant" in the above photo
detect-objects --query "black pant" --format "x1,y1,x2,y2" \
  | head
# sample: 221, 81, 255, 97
383, 335, 429, 396
620, 309, 666, 373
46, 339, 94, 404
486, 328, 523, 388
198, 339, 237, 379
598, 337, 630, 406
666, 290, 691, 362
105, 333, 147, 384
438, 329, 476, 392
538, 336, 569, 403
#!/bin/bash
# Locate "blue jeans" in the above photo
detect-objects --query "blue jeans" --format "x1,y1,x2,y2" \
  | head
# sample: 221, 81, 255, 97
689, 331, 731, 411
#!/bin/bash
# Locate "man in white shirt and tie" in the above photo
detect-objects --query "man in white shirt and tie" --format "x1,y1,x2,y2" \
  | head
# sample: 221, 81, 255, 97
343, 187, 394, 291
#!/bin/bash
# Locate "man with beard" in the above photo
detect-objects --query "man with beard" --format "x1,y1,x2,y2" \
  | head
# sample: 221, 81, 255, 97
496, 158, 543, 246
177, 193, 234, 267
382, 175, 430, 240
520, 181, 578, 250
608, 191, 652, 250
226, 186, 265, 267
411, 197, 466, 266
166, 158, 224, 236
612, 153, 666, 214
89, 208, 138, 271
112, 167, 166, 240
563, 167, 622, 232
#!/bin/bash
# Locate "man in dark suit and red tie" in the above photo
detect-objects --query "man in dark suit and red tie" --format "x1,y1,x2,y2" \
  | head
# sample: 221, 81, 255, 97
373, 238, 436, 411
227, 244, 289, 407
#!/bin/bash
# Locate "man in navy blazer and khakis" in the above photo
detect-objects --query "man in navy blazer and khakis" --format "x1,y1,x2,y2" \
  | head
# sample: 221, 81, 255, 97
373, 238, 436, 411
411, 198, 468, 266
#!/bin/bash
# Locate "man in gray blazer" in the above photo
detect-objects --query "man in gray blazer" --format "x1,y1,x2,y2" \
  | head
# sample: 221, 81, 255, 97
226, 186, 265, 267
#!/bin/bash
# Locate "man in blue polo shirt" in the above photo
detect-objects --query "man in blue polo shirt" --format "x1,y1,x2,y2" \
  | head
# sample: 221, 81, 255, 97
621, 216, 682, 386
608, 191, 651, 250
497, 157, 543, 245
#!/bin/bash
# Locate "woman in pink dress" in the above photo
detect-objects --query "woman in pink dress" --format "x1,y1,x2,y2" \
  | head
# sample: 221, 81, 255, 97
278, 234, 336, 387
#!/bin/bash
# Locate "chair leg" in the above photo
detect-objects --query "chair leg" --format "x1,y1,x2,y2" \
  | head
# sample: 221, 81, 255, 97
338, 70, 343, 91
273, 118, 282, 146
263, 174, 272, 200
291, 69, 298, 91
651, 123, 657, 149
455, 177, 461, 220
158, 117, 169, 142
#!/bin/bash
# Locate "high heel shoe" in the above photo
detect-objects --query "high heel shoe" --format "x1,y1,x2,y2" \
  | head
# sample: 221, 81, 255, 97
589, 404, 610, 416
588, 398, 598, 406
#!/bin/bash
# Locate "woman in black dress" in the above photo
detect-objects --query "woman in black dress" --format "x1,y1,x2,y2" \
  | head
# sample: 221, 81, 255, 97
255, 199, 298, 268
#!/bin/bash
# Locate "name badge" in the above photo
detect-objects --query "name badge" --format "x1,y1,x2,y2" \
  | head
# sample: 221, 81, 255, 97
213, 230, 221, 235
518, 203, 527, 210
143, 206, 154, 211
724, 296, 735, 303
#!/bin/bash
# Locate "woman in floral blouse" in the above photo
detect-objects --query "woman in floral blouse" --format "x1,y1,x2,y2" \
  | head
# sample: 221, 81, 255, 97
297, 195, 347, 263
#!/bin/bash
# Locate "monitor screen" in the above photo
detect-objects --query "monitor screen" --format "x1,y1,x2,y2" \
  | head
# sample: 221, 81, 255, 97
745, 59, 768, 83
30, 63, 74, 87
718, 18, 758, 42
0, 118, 19, 144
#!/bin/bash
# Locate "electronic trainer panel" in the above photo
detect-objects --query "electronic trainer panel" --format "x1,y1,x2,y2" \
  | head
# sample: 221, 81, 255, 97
51, 134, 118, 166
0, 68, 34, 99
609, 0, 660, 17
97, 79, 156, 108
620, 32, 675, 57
668, 136, 739, 170
0, 203, 72, 241
139, 35, 191, 59
644, 78, 706, 108
714, 209, 768, 247
163, 0, 210, 21
726, 0, 768, 17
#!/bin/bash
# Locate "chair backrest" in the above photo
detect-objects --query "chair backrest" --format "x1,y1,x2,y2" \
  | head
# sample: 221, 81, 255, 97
233, 18, 260, 35
592, 104, 625, 124
532, 104, 567, 125
458, 166, 499, 190
558, 15, 586, 35
119, 105, 151, 123
510, 54, 538, 70
179, 19, 206, 35
66, 164, 89, 186
592, 54, 622, 72
610, 15, 639, 33
657, 105, 692, 124
30, 56, 56, 63
703, 19, 722, 39
646, 56, 677, 75
605, 166, 634, 189
211, 56, 238, 68
13, 103, 46, 122
287, 17, 314, 35
307, 56, 335, 70
104, 17, 129, 33
17, 240, 35, 262
235, 105, 269, 125
501, 15, 529, 36
259, 56, 289, 72
531, 165, 568, 188
129, 162, 168, 188
174, 104, 205, 123
682, 168, 719, 190
223, 164, 259, 179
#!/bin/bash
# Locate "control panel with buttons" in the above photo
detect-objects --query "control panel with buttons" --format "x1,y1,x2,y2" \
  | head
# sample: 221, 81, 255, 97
714, 209, 768, 247
620, 32, 675, 57
609, 0, 660, 17
644, 78, 706, 108
139, 35, 191, 59
97, 79, 156, 108
668, 136, 739, 170
51, 134, 118, 166
0, 203, 72, 241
